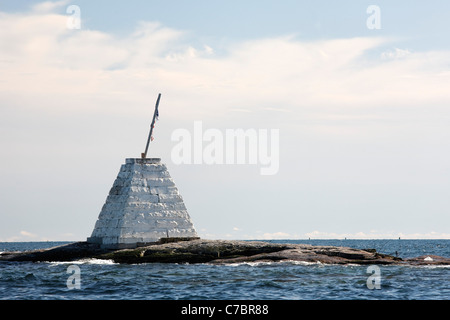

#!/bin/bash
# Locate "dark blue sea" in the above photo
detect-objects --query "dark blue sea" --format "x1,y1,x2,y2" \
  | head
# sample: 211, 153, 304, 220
0, 240, 448, 300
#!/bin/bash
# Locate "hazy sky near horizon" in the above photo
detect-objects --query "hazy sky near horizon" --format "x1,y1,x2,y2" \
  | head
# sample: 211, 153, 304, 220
1, 1, 449, 241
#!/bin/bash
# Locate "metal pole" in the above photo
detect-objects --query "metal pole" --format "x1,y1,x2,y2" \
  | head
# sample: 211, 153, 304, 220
142, 93, 161, 158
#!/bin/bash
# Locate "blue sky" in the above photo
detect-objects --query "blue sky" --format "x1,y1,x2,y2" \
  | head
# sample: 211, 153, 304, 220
4, 1, 450, 47
0, 1, 449, 241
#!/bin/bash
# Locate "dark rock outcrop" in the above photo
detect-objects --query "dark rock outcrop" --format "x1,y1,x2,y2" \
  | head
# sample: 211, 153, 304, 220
0, 242, 109, 262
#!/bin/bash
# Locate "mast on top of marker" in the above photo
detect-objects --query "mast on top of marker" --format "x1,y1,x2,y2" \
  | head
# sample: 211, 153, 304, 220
141, 93, 161, 159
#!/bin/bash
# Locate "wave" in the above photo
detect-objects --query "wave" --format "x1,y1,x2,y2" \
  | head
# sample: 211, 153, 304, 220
211, 260, 325, 267
406, 264, 450, 269
47, 258, 117, 266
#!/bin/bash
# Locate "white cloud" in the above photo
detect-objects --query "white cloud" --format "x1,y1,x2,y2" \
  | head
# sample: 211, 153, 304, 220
20, 230, 38, 238
1, 8, 449, 121
261, 232, 291, 239
0, 231, 40, 241
32, 0, 69, 13
0, 230, 78, 242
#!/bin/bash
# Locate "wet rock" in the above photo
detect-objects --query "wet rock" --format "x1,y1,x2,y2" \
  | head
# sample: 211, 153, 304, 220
0, 242, 109, 262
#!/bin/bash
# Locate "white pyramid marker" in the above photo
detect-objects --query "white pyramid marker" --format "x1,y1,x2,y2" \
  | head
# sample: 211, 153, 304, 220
87, 158, 198, 248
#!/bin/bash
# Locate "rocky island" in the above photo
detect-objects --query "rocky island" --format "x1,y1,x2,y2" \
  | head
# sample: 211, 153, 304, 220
1, 238, 448, 266
4, 154, 445, 267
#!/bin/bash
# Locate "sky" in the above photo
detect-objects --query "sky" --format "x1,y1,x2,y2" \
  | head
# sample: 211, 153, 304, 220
0, 1, 449, 241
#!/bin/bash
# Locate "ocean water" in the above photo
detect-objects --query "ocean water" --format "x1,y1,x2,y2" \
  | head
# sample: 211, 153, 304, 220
0, 240, 448, 300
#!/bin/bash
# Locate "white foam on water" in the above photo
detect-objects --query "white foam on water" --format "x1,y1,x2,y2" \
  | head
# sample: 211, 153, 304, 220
421, 265, 450, 269
48, 258, 117, 266
211, 260, 325, 267
287, 260, 324, 266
